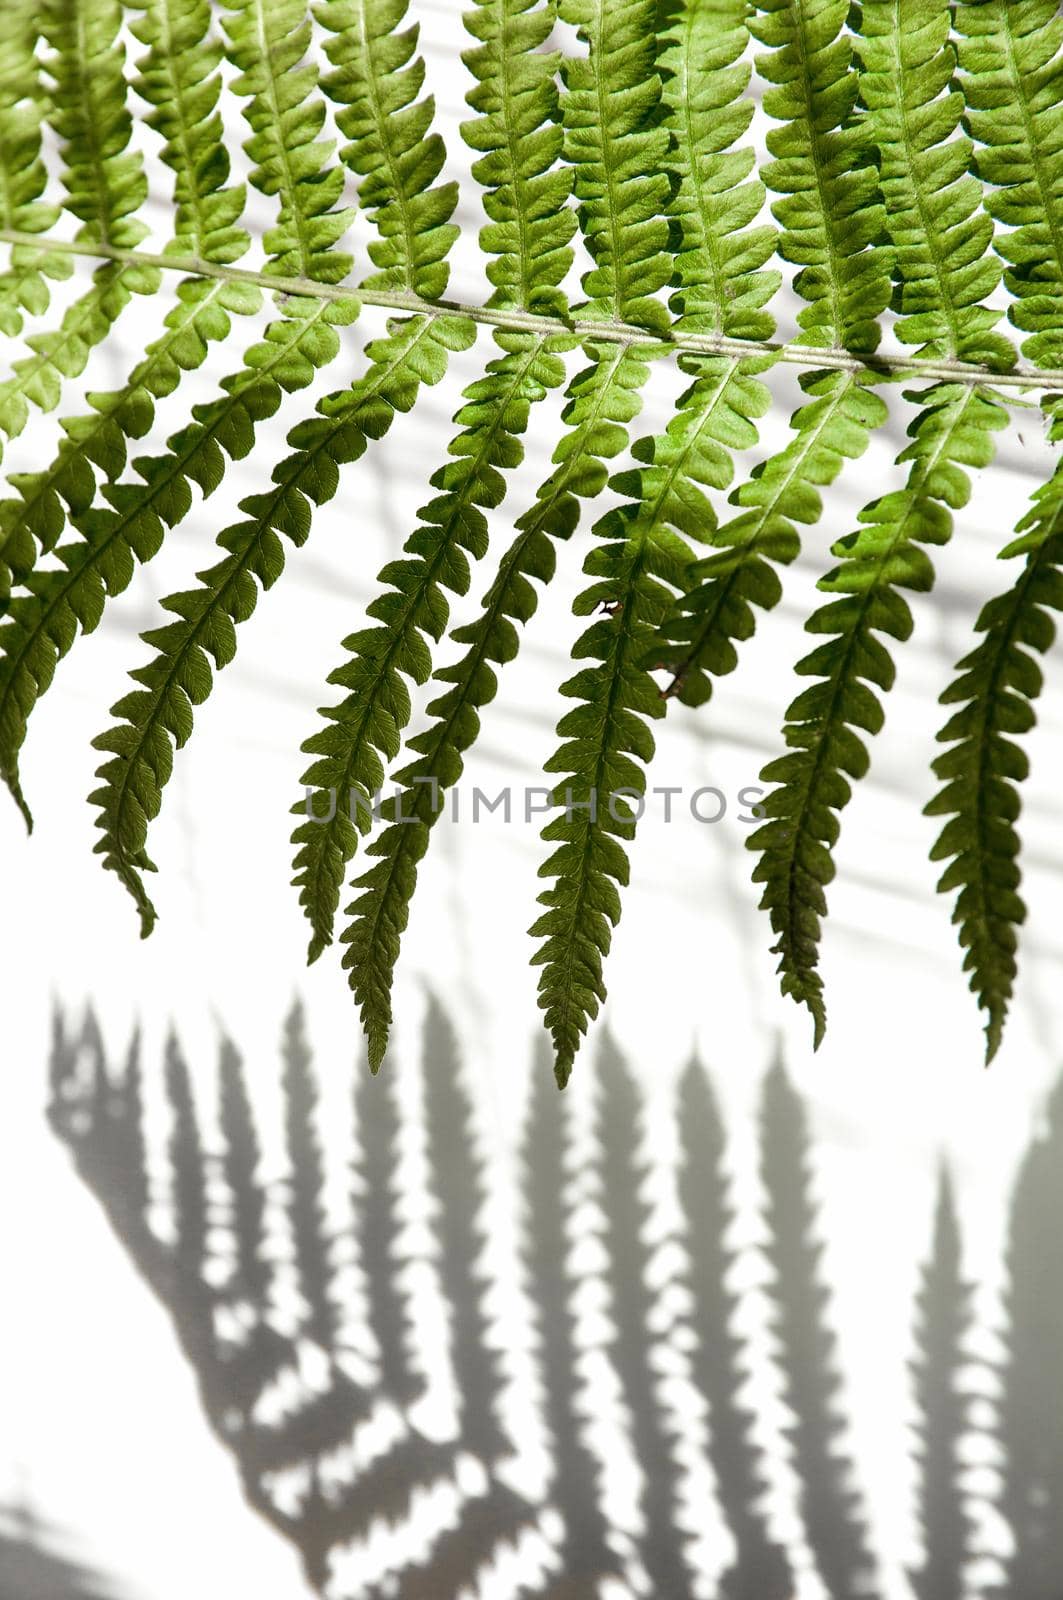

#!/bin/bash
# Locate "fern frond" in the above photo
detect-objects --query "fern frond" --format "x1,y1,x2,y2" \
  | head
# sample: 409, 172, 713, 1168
925, 428, 1063, 1060
751, 0, 1015, 1041
751, 382, 1007, 1042
0, 277, 258, 594
532, 544, 664, 1085
5, 0, 1063, 1075
0, 0, 362, 819
0, 5, 71, 344
0, 296, 341, 825
0, 0, 159, 466
919, 6, 1063, 1058
526, 0, 792, 1083
316, 0, 459, 297
955, 0, 1063, 368
632, 0, 783, 699
134, 0, 250, 264
84, 0, 464, 927
47, 0, 151, 254
654, 370, 886, 705
332, 0, 677, 1069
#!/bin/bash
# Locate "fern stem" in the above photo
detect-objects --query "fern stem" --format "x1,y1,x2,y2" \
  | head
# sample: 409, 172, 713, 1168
3, 228, 1062, 391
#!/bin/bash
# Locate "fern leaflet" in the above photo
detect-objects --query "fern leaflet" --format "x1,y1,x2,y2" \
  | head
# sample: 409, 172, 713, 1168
530, 0, 773, 1081
338, 339, 642, 1067
650, 0, 890, 714
0, 0, 159, 467
0, 4, 71, 348
0, 0, 253, 599
955, 0, 1063, 369
297, 0, 574, 1038
84, 0, 467, 914
751, 381, 1007, 1042
925, 414, 1063, 1059
750, 0, 1014, 1042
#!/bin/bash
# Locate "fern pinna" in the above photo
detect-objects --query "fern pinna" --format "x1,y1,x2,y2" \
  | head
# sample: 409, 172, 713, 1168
3, 0, 1063, 1079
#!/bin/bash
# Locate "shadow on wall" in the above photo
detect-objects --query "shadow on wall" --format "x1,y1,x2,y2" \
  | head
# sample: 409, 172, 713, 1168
45, 999, 1063, 1600
0, 1504, 129, 1599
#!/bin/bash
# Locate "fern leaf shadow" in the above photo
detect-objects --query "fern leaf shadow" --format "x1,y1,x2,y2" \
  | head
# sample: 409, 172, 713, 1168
41, 1000, 1063, 1599
0, 1504, 131, 1599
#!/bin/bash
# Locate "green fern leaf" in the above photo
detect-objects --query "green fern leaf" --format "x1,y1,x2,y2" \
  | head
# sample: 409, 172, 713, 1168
559, 0, 672, 333
649, 0, 891, 710
858, 0, 1014, 370
2, 0, 1062, 1078
528, 0, 783, 1081
0, 0, 361, 822
660, 0, 779, 343
336, 339, 646, 1068
90, 310, 469, 934
533, 356, 767, 1085
0, 296, 341, 825
86, 0, 489, 922
750, 381, 1007, 1043
919, 1, 1063, 1059
0, 278, 258, 597
133, 0, 250, 265
751, 0, 890, 354
316, 0, 459, 298
0, 4, 72, 344
334, 0, 699, 1068
221, 0, 353, 284
0, 0, 160, 464
0, 0, 253, 598
654, 371, 887, 706
749, 0, 1015, 1041
292, 331, 559, 975
955, 0, 1063, 368
462, 0, 576, 315
295, 0, 574, 1013
925, 417, 1063, 1060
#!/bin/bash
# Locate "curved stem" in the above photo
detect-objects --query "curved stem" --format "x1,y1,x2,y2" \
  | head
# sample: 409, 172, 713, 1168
3, 228, 1062, 391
